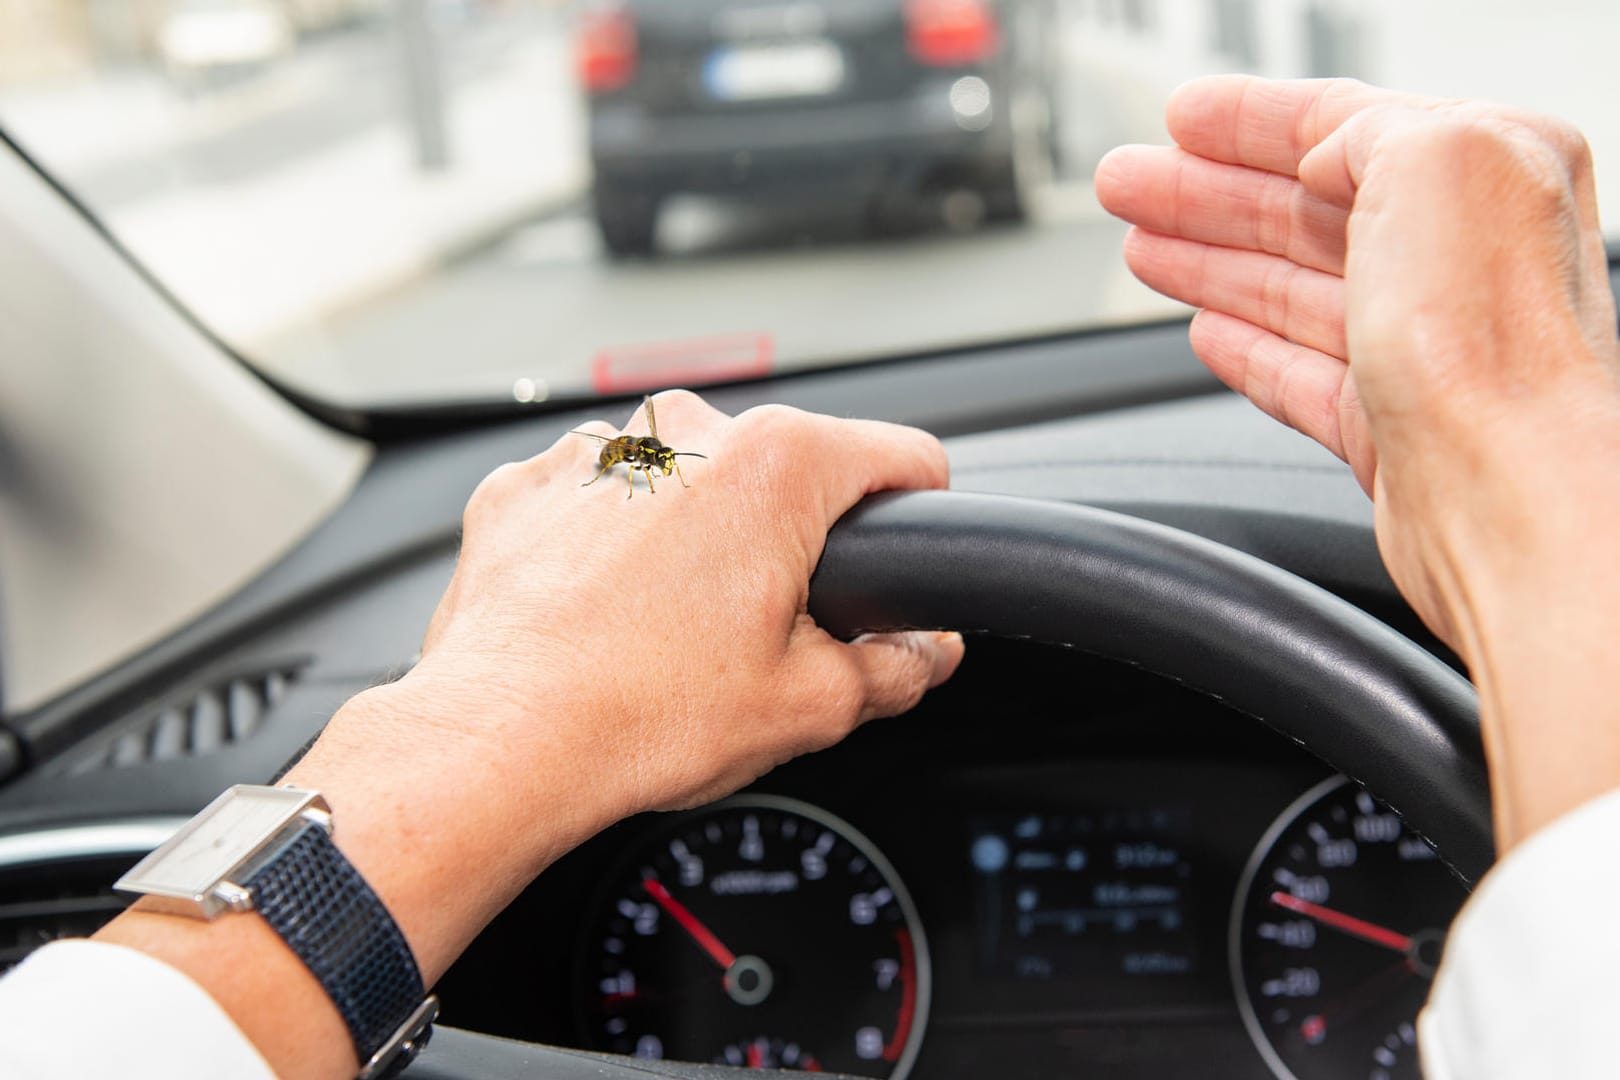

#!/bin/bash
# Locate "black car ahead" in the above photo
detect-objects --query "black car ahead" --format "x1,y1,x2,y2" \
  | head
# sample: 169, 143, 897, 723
575, 0, 1060, 256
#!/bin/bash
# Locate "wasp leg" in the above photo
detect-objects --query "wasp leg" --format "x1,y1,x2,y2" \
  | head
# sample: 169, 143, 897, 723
673, 460, 692, 489
582, 462, 613, 488
645, 467, 657, 494
625, 466, 635, 499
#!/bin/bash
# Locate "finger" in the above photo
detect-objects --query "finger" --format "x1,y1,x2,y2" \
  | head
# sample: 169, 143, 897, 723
1298, 99, 1605, 261
1167, 75, 1437, 177
1095, 145, 1348, 274
1187, 309, 1372, 488
735, 405, 951, 519
817, 415, 952, 507
511, 419, 619, 493
553, 419, 617, 461
838, 630, 966, 725
1295, 103, 1485, 210
1123, 228, 1347, 359
622, 388, 733, 443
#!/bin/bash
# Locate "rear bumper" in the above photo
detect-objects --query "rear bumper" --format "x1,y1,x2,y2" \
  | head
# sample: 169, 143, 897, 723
588, 78, 1013, 196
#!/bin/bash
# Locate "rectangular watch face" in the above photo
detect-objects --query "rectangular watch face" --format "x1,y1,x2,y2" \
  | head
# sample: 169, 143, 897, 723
116, 786, 324, 905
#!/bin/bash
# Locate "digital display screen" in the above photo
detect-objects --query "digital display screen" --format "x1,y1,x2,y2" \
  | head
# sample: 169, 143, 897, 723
969, 807, 1199, 982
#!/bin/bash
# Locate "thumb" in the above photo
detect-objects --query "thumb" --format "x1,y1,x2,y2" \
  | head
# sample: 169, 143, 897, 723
1296, 103, 1431, 209
840, 630, 966, 725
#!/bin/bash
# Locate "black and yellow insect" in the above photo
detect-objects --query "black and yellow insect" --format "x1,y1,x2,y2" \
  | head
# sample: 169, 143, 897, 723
573, 395, 708, 499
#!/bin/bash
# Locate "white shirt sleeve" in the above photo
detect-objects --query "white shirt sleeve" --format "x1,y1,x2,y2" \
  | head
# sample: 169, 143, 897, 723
1421, 785, 1620, 1079
0, 938, 276, 1079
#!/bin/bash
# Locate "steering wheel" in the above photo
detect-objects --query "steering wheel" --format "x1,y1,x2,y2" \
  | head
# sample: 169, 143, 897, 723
407, 490, 1492, 1079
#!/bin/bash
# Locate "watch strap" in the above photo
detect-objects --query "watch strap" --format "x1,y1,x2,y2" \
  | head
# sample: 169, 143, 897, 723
243, 819, 431, 1074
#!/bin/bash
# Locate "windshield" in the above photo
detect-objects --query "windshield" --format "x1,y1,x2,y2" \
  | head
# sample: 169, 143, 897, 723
1, 1, 1614, 410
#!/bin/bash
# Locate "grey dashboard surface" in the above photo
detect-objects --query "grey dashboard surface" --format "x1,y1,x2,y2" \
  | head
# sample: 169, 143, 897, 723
949, 394, 1366, 526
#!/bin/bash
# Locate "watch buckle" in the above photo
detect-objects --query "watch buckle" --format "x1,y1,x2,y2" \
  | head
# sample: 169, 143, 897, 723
357, 995, 439, 1080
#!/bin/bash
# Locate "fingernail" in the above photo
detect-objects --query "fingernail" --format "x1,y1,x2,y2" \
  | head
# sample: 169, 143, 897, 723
928, 631, 966, 688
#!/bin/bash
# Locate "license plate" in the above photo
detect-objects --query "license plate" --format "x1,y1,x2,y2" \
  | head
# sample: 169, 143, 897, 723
704, 40, 845, 102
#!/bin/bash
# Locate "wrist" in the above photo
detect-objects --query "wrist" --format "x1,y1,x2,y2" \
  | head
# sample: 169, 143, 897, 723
1457, 564, 1620, 848
282, 671, 631, 979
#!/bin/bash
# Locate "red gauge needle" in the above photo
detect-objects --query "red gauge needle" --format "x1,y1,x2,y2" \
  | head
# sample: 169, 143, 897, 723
1269, 891, 1414, 953
642, 878, 737, 970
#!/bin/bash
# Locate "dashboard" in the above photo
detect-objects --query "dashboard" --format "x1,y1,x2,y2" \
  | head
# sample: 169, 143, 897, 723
436, 642, 1466, 1080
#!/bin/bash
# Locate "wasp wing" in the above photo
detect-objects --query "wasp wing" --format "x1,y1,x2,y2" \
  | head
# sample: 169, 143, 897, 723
569, 428, 614, 442
643, 394, 659, 441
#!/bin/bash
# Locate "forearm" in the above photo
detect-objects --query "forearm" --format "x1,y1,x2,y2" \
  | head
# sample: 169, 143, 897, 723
1458, 534, 1620, 847
94, 677, 625, 1080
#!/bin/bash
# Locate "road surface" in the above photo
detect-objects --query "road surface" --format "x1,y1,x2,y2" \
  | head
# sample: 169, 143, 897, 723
266, 183, 1174, 407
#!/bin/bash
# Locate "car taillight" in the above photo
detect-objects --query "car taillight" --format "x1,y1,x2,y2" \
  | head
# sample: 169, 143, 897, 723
905, 0, 999, 67
576, 6, 637, 94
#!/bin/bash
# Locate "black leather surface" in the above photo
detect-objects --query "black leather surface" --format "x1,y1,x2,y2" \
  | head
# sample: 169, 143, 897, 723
246, 820, 428, 1065
807, 490, 1494, 884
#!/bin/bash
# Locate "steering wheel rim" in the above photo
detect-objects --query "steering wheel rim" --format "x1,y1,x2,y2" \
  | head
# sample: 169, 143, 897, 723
808, 490, 1492, 884
408, 490, 1492, 1079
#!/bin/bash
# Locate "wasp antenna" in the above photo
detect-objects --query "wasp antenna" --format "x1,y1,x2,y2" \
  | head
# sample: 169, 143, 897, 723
673, 452, 708, 459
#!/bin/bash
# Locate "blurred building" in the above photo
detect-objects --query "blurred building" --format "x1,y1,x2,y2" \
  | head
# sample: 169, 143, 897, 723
1066, 0, 1372, 83
0, 0, 386, 86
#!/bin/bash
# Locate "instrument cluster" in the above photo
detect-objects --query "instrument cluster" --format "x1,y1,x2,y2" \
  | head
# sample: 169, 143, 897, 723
438, 644, 1467, 1080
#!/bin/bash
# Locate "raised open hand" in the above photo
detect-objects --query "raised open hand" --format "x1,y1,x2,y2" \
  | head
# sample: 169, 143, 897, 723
1095, 76, 1615, 495
1096, 76, 1620, 846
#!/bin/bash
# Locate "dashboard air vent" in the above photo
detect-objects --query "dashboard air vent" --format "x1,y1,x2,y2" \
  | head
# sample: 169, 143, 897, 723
52, 663, 303, 776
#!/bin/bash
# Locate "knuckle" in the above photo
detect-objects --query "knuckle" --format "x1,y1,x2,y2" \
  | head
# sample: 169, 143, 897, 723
1255, 172, 1296, 255
1491, 109, 1593, 173
863, 635, 933, 714
884, 666, 929, 717
1259, 260, 1299, 334
790, 680, 868, 748
806, 658, 866, 739
465, 461, 526, 519
650, 388, 705, 411
1386, 113, 1576, 210
1423, 114, 1533, 168
1546, 120, 1594, 175
737, 402, 808, 435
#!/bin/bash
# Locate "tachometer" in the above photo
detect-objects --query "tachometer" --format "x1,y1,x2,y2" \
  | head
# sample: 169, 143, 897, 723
1231, 776, 1467, 1080
578, 795, 930, 1077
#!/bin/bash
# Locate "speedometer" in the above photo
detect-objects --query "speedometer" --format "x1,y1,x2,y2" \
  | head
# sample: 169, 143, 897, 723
1231, 777, 1468, 1080
577, 795, 930, 1077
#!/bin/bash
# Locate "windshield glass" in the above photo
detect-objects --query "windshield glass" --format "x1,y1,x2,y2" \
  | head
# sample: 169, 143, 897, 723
1, 1, 1614, 409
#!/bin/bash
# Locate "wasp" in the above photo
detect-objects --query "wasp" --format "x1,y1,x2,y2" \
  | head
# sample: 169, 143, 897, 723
572, 395, 708, 499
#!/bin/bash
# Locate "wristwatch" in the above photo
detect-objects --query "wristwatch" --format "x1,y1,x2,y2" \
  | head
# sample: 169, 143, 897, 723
115, 785, 438, 1080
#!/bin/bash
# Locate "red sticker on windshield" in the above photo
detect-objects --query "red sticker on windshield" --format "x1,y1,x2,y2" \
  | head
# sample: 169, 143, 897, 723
591, 332, 775, 394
